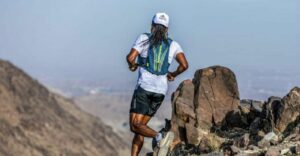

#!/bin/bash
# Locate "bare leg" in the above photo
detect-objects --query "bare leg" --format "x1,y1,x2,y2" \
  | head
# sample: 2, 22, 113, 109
130, 113, 158, 137
130, 113, 157, 156
131, 134, 144, 156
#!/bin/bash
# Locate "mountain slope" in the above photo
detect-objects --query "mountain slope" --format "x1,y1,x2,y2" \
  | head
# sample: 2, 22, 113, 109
0, 60, 129, 156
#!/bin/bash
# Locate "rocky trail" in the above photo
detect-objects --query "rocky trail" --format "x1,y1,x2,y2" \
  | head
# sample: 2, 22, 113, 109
150, 66, 300, 156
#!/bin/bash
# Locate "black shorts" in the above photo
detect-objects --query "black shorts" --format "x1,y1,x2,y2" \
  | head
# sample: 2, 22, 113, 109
130, 86, 165, 117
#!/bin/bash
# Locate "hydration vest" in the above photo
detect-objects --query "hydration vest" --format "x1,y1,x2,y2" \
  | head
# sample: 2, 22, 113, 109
138, 33, 172, 75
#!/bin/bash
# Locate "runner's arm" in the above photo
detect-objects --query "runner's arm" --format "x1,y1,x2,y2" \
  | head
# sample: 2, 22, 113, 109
168, 53, 188, 78
126, 48, 139, 71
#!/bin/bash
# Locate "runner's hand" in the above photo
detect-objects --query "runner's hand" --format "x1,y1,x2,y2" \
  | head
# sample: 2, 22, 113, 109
167, 72, 175, 81
129, 63, 138, 72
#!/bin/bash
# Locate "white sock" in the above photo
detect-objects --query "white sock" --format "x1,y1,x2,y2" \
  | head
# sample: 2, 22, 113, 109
155, 133, 162, 142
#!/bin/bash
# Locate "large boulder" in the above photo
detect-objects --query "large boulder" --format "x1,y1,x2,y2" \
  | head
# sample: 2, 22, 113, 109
192, 66, 240, 130
170, 66, 240, 149
171, 80, 198, 145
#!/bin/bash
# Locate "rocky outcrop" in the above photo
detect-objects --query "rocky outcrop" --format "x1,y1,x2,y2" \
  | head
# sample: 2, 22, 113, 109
250, 87, 300, 136
0, 60, 130, 156
151, 66, 300, 156
278, 87, 300, 133
170, 66, 240, 153
193, 66, 240, 130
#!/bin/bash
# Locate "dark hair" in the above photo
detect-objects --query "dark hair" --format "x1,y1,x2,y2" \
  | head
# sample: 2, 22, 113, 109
143, 23, 168, 47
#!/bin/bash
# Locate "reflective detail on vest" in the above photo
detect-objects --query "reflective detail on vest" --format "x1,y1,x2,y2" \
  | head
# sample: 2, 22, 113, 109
152, 43, 169, 72
138, 33, 172, 75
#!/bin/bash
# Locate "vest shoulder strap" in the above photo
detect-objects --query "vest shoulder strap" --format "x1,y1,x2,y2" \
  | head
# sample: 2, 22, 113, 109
143, 33, 151, 38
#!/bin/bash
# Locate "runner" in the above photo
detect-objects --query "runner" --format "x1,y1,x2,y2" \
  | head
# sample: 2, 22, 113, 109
126, 12, 189, 156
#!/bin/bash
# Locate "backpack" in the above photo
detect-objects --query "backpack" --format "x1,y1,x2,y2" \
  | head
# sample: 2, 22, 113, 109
138, 33, 172, 75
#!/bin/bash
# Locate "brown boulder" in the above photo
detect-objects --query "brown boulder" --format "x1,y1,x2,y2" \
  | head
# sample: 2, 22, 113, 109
261, 87, 300, 133
171, 80, 196, 145
277, 87, 300, 132
170, 66, 240, 151
193, 66, 240, 130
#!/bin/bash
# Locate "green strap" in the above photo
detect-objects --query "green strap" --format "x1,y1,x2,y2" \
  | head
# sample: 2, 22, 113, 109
152, 44, 167, 72
158, 46, 169, 72
156, 44, 163, 71
152, 46, 158, 71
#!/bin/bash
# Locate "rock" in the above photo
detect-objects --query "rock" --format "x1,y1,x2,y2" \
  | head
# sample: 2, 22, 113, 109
239, 100, 251, 117
163, 66, 300, 156
185, 120, 201, 145
284, 123, 300, 141
240, 99, 264, 114
222, 145, 234, 156
236, 150, 263, 156
294, 144, 300, 155
225, 109, 248, 129
257, 131, 266, 138
263, 132, 279, 144
171, 80, 196, 145
239, 104, 251, 115
257, 132, 279, 149
168, 143, 201, 156
199, 138, 213, 153
200, 152, 224, 156
289, 144, 300, 155
230, 145, 241, 154
248, 145, 260, 151
249, 117, 271, 142
233, 133, 250, 148
239, 99, 264, 128
173, 80, 195, 121
261, 88, 300, 133
202, 134, 225, 151
223, 145, 263, 156
280, 148, 291, 155
261, 96, 283, 132
257, 138, 270, 149
265, 147, 280, 156
278, 87, 300, 133
249, 117, 262, 135
171, 66, 239, 147
251, 100, 264, 114
192, 66, 240, 130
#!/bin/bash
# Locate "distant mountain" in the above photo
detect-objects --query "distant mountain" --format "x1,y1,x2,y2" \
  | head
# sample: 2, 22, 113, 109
0, 59, 130, 156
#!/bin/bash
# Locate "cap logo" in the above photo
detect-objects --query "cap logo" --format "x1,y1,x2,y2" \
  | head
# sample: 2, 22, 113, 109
159, 15, 166, 21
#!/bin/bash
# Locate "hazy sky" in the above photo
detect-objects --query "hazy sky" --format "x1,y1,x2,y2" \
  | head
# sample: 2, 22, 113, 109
0, 0, 299, 85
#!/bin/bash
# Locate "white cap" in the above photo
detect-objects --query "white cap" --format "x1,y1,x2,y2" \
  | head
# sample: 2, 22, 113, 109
152, 12, 169, 28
